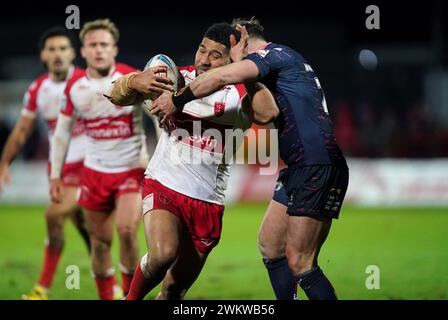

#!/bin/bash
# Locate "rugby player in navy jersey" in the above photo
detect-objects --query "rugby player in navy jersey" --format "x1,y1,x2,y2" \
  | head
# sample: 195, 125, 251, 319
150, 17, 349, 300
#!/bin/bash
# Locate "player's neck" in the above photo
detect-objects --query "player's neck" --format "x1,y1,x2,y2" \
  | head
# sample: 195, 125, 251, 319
248, 38, 268, 53
87, 65, 115, 79
51, 70, 68, 82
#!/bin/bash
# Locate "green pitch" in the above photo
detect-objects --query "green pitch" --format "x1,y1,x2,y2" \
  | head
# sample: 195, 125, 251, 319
0, 203, 447, 300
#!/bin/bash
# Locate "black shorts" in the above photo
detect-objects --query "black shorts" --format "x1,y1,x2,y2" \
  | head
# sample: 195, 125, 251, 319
272, 164, 349, 219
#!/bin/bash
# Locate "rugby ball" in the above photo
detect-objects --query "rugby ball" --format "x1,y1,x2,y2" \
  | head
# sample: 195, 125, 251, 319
142, 54, 179, 111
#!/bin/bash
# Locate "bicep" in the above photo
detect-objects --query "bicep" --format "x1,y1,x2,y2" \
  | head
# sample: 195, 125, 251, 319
15, 115, 36, 138
221, 60, 260, 84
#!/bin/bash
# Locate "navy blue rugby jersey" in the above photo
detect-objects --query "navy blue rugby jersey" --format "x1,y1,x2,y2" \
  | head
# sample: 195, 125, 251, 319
245, 43, 346, 166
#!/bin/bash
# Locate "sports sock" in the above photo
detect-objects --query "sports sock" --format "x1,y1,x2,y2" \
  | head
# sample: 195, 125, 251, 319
37, 244, 63, 289
263, 256, 297, 300
125, 254, 152, 300
119, 263, 134, 295
296, 266, 337, 300
94, 268, 117, 300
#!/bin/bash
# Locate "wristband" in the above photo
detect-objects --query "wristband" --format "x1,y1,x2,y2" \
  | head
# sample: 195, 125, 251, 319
172, 85, 197, 110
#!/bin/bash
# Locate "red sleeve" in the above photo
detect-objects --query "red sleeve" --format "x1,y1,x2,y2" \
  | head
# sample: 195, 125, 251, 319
21, 74, 48, 115
178, 65, 196, 73
234, 83, 247, 100
61, 69, 85, 117
115, 63, 139, 74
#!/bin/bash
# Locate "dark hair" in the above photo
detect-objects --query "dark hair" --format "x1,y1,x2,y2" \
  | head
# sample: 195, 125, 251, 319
38, 26, 75, 51
203, 22, 241, 50
231, 17, 265, 40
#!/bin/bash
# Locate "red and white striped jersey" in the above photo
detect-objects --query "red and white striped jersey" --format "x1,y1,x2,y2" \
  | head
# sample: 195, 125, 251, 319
61, 63, 144, 173
21, 66, 86, 164
145, 65, 252, 205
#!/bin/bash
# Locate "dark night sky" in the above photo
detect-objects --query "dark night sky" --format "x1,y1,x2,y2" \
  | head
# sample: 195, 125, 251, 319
0, 0, 445, 102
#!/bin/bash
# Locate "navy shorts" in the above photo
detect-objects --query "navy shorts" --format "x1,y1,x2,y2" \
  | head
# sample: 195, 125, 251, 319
272, 164, 349, 219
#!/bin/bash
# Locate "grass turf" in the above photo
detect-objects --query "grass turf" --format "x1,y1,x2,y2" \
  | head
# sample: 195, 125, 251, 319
0, 204, 447, 300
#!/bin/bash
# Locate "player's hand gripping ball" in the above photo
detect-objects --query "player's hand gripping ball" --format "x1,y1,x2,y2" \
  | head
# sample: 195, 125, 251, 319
142, 54, 182, 116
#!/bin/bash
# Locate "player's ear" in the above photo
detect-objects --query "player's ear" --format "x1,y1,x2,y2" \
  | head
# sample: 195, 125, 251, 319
80, 46, 86, 59
40, 49, 48, 66
113, 45, 119, 58
69, 47, 76, 61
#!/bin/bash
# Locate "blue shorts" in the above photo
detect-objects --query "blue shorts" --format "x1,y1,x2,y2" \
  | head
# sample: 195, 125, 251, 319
272, 164, 349, 219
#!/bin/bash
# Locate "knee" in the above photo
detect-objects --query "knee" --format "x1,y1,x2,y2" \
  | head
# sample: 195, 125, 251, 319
150, 245, 178, 270
140, 251, 175, 281
285, 245, 316, 276
91, 237, 112, 257
257, 231, 285, 259
117, 225, 137, 244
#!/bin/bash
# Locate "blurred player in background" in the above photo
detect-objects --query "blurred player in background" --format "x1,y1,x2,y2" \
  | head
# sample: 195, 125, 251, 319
49, 19, 171, 300
107, 22, 278, 300
0, 27, 90, 300
151, 17, 349, 300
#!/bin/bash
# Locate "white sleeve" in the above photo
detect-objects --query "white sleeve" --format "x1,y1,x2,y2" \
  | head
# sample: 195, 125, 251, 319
50, 113, 74, 179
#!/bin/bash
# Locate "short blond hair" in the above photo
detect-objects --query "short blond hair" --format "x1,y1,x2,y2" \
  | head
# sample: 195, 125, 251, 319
79, 18, 119, 44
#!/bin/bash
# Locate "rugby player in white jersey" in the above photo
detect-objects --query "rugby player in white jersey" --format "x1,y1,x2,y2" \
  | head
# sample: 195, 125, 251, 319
49, 19, 172, 300
0, 27, 89, 300
107, 22, 278, 299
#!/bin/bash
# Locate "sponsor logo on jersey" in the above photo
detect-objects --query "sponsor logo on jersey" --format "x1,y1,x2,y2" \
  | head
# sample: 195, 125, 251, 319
256, 49, 270, 58
84, 115, 134, 140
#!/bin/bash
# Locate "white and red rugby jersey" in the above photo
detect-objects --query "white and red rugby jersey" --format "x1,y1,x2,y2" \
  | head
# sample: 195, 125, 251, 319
21, 66, 86, 164
145, 65, 252, 205
61, 63, 144, 173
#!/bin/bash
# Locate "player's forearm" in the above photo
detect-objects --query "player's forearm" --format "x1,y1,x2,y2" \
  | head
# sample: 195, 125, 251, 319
175, 60, 259, 108
0, 117, 35, 166
50, 114, 73, 179
244, 82, 279, 124
189, 67, 230, 98
104, 72, 141, 106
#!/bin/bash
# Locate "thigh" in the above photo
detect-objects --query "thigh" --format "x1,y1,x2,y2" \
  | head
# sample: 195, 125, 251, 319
84, 208, 115, 242
115, 192, 142, 230
47, 186, 80, 217
286, 215, 332, 254
143, 210, 183, 257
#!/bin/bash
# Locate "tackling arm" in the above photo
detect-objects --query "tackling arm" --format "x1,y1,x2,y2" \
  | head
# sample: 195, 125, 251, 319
189, 59, 260, 98
151, 60, 261, 123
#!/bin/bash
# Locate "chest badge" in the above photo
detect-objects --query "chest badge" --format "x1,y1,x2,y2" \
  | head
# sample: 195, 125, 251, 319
214, 101, 226, 117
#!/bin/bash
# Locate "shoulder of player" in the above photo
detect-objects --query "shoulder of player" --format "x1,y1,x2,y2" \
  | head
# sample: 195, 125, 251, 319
178, 65, 196, 79
115, 63, 139, 75
27, 73, 50, 94
270, 43, 306, 62
178, 65, 195, 73
72, 66, 86, 78
229, 83, 247, 100
66, 68, 87, 90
